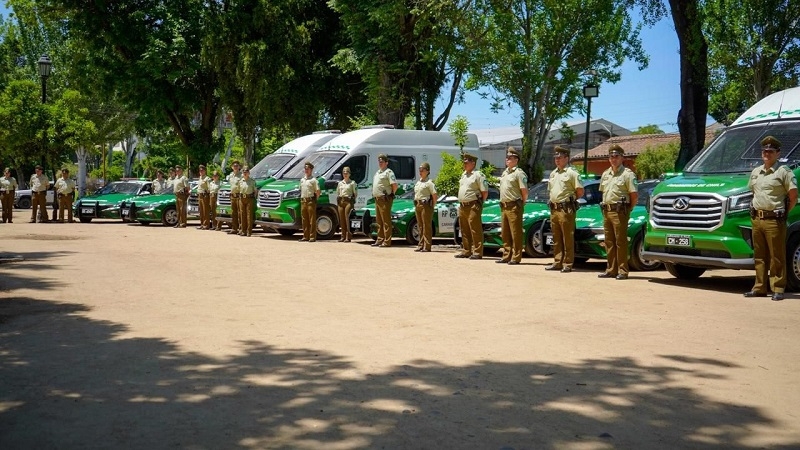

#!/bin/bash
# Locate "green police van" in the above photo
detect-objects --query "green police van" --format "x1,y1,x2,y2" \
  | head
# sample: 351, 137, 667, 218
642, 87, 800, 288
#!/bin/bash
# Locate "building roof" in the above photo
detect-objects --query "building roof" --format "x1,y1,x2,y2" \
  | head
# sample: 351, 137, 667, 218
472, 118, 631, 148
571, 127, 722, 161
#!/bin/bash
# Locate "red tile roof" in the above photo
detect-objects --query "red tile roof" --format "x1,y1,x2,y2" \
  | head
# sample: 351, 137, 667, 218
571, 129, 720, 161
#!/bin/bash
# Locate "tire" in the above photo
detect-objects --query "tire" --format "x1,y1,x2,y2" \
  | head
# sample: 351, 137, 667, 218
574, 257, 589, 265
628, 232, 662, 271
525, 221, 549, 257
786, 233, 800, 291
162, 206, 178, 227
17, 196, 31, 209
315, 210, 337, 240
453, 221, 462, 245
79, 217, 92, 223
405, 218, 421, 246
664, 262, 706, 280
278, 229, 296, 237
138, 220, 150, 226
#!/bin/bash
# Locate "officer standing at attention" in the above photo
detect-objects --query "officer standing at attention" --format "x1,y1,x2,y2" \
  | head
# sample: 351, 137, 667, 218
744, 136, 797, 301
413, 162, 437, 252
153, 170, 167, 194
372, 154, 398, 247
54, 168, 76, 223
336, 167, 358, 242
299, 161, 320, 242
456, 153, 488, 259
227, 161, 243, 234
598, 144, 637, 280
497, 147, 528, 264
238, 167, 257, 237
173, 165, 190, 228
166, 167, 176, 191
545, 146, 584, 272
209, 171, 221, 231
195, 165, 211, 230
30, 165, 50, 223
1, 168, 18, 223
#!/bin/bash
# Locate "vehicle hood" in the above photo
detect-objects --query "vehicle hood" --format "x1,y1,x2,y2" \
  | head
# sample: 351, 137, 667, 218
653, 173, 750, 197
481, 201, 550, 223
125, 193, 176, 208
78, 193, 139, 206
260, 179, 301, 192
575, 204, 648, 228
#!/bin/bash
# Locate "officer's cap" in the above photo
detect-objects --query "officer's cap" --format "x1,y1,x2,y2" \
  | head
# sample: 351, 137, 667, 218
378, 154, 389, 162
61, 168, 69, 173
342, 166, 351, 174
212, 170, 220, 177
553, 146, 570, 157
608, 144, 625, 156
304, 161, 314, 169
3, 167, 10, 173
242, 166, 250, 173
231, 160, 241, 166
506, 147, 521, 159
419, 162, 431, 171
175, 165, 183, 170
198, 165, 206, 171
462, 153, 478, 163
761, 136, 781, 151
35, 165, 43, 170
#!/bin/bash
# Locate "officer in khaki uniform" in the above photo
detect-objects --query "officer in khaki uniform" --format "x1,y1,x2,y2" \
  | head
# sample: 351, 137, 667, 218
195, 165, 211, 229
153, 170, 167, 194
744, 136, 797, 301
227, 161, 243, 234
372, 153, 398, 247
166, 168, 176, 191
413, 162, 437, 252
598, 144, 637, 279
238, 167, 257, 237
546, 146, 584, 272
497, 147, 528, 264
29, 165, 50, 223
299, 161, 320, 242
336, 166, 358, 242
54, 168, 76, 223
456, 153, 489, 259
209, 171, 221, 231
1, 168, 18, 223
173, 165, 190, 228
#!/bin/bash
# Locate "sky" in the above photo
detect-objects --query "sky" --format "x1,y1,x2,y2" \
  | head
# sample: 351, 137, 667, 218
1, 6, 685, 134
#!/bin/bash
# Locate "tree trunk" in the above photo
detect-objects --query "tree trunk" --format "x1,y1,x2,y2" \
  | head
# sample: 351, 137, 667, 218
123, 135, 139, 178
76, 147, 89, 197
670, 0, 710, 171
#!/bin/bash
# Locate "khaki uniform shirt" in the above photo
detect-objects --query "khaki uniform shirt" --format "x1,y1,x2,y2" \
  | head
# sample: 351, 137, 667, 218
599, 166, 637, 204
414, 178, 436, 201
0, 176, 18, 192
173, 175, 189, 194
239, 177, 256, 195
372, 168, 396, 197
153, 178, 167, 194
166, 177, 175, 191
55, 178, 75, 195
337, 179, 357, 199
209, 179, 221, 195
749, 164, 797, 211
196, 175, 210, 194
500, 166, 528, 202
227, 172, 243, 194
548, 166, 583, 203
300, 175, 319, 199
458, 171, 488, 202
30, 173, 49, 193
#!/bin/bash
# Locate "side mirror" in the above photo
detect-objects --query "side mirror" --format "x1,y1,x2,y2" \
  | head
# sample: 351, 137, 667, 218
330, 173, 343, 182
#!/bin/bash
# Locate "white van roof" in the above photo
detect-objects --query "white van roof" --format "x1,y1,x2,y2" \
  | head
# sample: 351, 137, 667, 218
732, 86, 800, 127
275, 131, 341, 154
317, 128, 479, 153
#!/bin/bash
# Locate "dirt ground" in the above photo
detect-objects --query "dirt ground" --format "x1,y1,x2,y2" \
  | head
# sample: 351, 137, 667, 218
1, 214, 800, 449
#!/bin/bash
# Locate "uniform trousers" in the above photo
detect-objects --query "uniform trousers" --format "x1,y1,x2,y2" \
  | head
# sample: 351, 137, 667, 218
197, 193, 209, 228
337, 198, 354, 240
751, 217, 787, 294
31, 191, 48, 222
1, 191, 13, 222
210, 194, 219, 229
301, 198, 317, 240
414, 202, 434, 251
230, 194, 241, 232
501, 201, 524, 262
550, 208, 576, 268
602, 209, 630, 276
58, 193, 74, 222
240, 195, 255, 236
176, 192, 188, 226
375, 196, 393, 245
458, 202, 483, 256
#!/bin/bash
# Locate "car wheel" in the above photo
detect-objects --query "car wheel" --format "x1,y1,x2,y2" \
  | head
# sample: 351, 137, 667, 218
628, 232, 662, 271
79, 217, 92, 223
278, 229, 295, 237
315, 210, 337, 240
786, 233, 800, 291
406, 218, 421, 246
664, 262, 705, 280
162, 206, 178, 226
453, 220, 462, 245
525, 220, 548, 257
17, 196, 31, 209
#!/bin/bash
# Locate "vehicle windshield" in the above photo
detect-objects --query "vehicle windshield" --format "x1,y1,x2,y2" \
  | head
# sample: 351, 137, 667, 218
685, 122, 800, 174
250, 153, 295, 179
281, 151, 346, 179
399, 190, 415, 199
96, 182, 142, 195
637, 180, 660, 206
527, 181, 550, 203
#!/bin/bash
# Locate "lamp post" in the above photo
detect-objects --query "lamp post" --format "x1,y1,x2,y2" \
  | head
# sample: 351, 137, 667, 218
581, 78, 599, 176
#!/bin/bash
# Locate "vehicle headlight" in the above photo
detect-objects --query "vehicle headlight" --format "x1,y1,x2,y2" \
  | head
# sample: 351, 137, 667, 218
391, 212, 404, 219
728, 192, 753, 213
283, 189, 300, 199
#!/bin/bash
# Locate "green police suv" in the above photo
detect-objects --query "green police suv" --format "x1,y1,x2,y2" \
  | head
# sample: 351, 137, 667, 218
74, 180, 153, 223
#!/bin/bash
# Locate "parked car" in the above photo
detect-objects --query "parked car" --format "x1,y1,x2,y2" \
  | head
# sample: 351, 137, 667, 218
120, 192, 179, 226
14, 182, 55, 209
73, 180, 153, 223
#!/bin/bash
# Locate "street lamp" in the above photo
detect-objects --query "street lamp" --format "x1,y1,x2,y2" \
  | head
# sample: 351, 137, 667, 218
38, 54, 52, 104
581, 72, 599, 176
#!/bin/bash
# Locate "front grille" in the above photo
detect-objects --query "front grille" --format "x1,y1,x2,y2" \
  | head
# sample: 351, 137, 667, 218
258, 190, 281, 209
217, 189, 231, 206
482, 222, 499, 232
188, 193, 198, 207
647, 245, 731, 259
650, 193, 724, 231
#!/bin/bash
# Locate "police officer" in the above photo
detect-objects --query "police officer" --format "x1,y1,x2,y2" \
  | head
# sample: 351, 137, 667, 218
413, 162, 437, 252
54, 168, 76, 223
456, 153, 489, 259
195, 165, 211, 230
336, 166, 358, 242
545, 146, 584, 272
744, 136, 797, 301
173, 165, 190, 228
598, 144, 637, 280
209, 171, 221, 231
299, 161, 320, 242
227, 161, 243, 234
497, 147, 528, 264
1, 167, 18, 223
29, 165, 49, 223
238, 167, 257, 237
372, 153, 398, 247
153, 170, 167, 194
166, 167, 176, 191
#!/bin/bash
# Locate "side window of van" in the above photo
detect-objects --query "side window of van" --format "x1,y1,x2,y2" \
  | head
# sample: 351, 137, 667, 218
388, 156, 415, 180
335, 155, 368, 184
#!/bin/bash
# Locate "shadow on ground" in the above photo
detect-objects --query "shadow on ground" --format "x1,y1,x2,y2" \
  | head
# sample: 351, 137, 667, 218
0, 251, 73, 292
0, 298, 795, 449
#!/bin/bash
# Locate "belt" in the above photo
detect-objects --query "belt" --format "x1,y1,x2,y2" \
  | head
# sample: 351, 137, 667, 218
501, 200, 521, 208
460, 200, 478, 207
414, 199, 431, 206
230, 193, 241, 198
243, 193, 255, 198
601, 203, 627, 212
753, 209, 784, 219
301, 197, 316, 203
198, 193, 210, 197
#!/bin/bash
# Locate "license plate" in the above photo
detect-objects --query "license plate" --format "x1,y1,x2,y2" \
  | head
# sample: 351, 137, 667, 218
666, 234, 691, 247
81, 208, 93, 215
217, 208, 226, 214
189, 206, 198, 214
261, 212, 270, 219
545, 234, 554, 245
350, 220, 361, 230
121, 208, 129, 217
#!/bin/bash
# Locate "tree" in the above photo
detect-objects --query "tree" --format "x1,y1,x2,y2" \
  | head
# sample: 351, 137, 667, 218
635, 141, 679, 179
448, 115, 470, 156
632, 124, 665, 135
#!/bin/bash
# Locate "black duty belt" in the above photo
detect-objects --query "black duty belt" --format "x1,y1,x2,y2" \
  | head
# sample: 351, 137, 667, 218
601, 203, 627, 212
753, 209, 785, 219
460, 200, 478, 207
198, 193, 210, 197
230, 193, 241, 198
414, 199, 431, 206
501, 200, 522, 208
301, 197, 316, 203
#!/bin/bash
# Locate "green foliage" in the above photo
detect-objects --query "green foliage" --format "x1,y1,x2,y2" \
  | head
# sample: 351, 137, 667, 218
632, 124, 665, 135
89, 164, 123, 183
435, 152, 497, 197
447, 115, 470, 154
635, 141, 680, 180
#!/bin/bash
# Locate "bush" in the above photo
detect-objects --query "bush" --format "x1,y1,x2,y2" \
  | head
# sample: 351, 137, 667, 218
635, 141, 680, 179
435, 152, 497, 197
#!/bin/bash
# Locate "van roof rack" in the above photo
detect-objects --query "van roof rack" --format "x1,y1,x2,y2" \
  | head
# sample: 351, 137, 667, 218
359, 125, 395, 130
